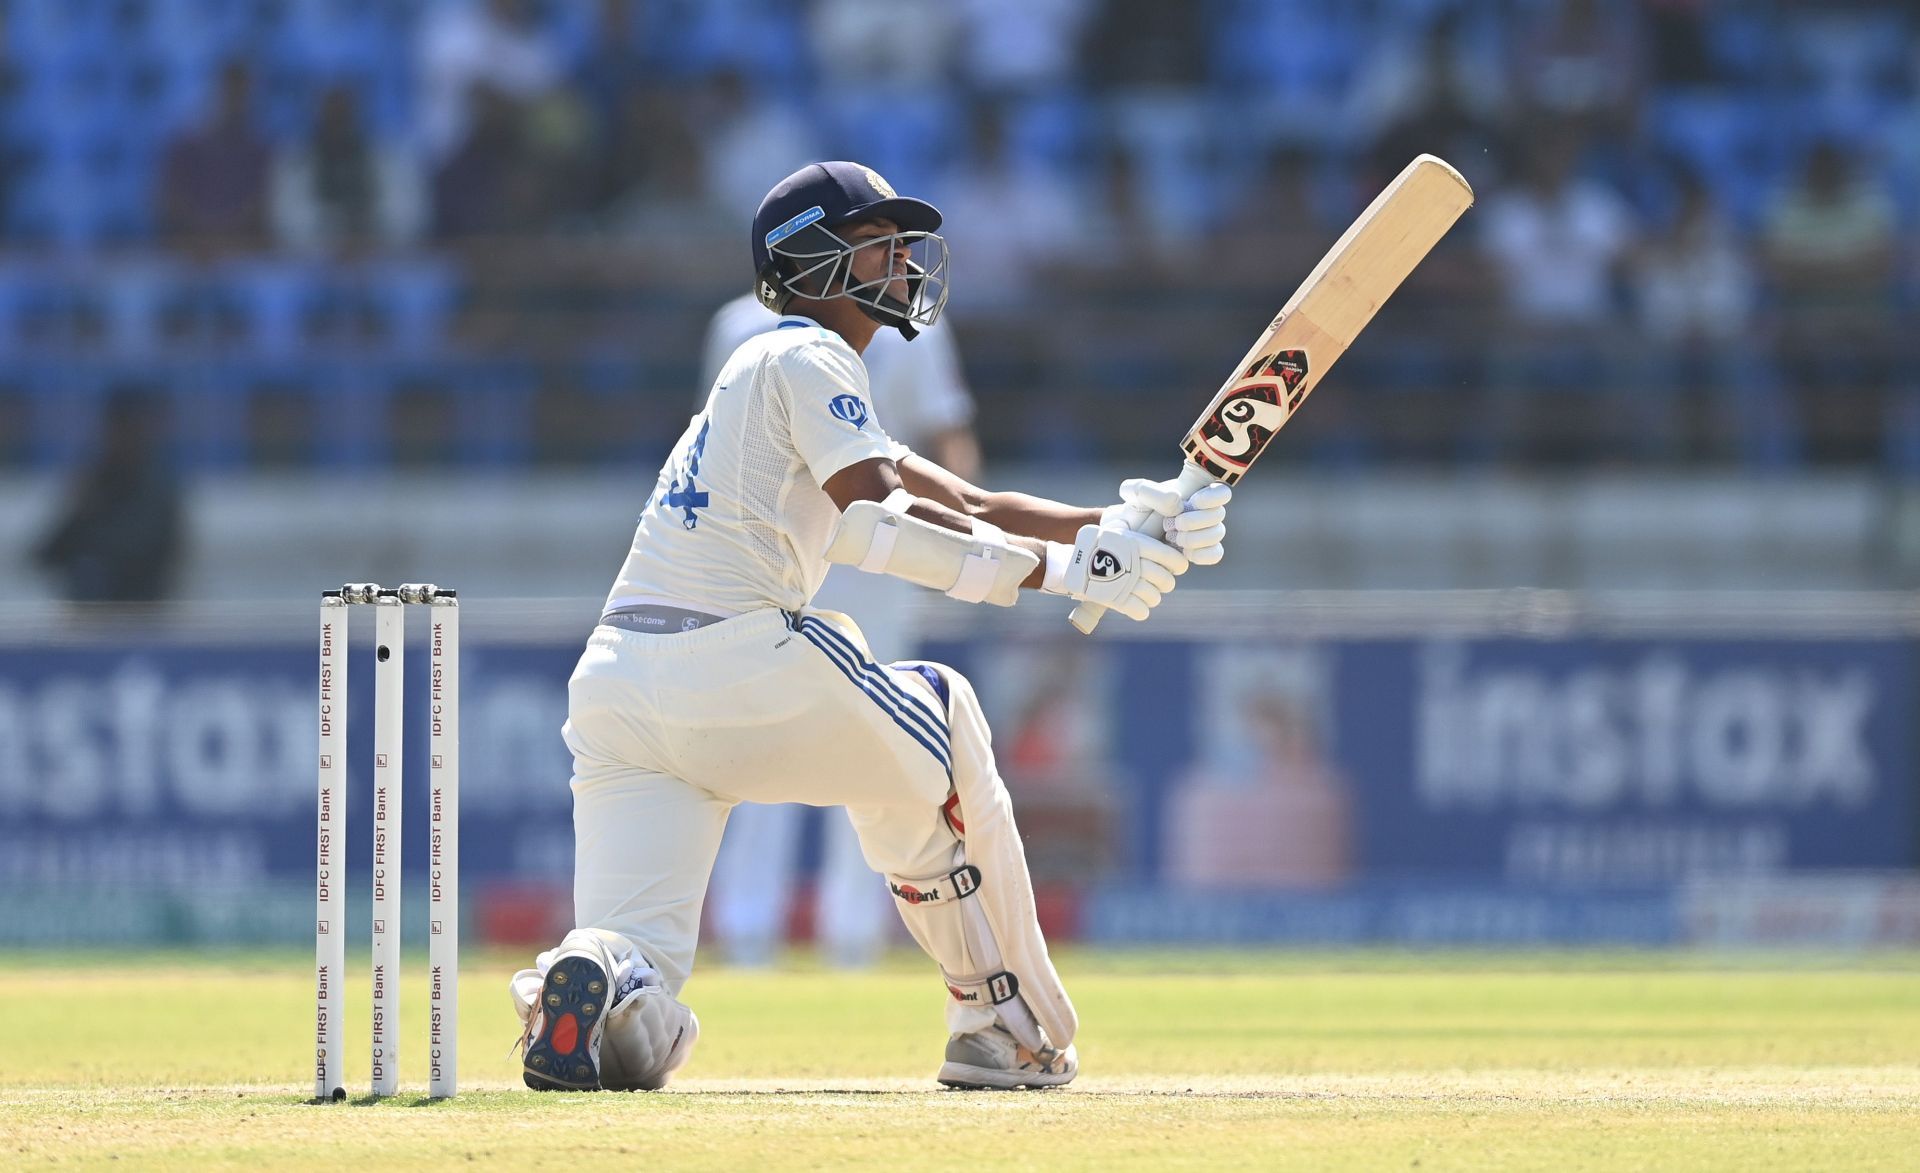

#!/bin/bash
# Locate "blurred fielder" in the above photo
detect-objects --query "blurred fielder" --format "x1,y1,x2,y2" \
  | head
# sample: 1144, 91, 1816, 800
701, 283, 980, 970
511, 161, 1231, 1091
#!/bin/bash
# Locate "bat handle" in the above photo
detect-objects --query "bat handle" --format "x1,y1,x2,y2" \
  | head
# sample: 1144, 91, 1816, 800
1069, 462, 1217, 634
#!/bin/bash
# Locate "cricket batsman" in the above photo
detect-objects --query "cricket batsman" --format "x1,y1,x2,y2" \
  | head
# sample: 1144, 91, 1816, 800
703, 269, 980, 971
510, 161, 1233, 1091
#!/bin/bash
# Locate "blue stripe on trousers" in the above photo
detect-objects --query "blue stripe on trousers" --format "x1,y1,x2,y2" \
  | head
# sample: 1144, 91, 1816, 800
798, 617, 950, 757
798, 625, 952, 775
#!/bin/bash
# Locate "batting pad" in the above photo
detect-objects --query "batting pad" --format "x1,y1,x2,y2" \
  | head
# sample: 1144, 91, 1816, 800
885, 667, 1077, 1053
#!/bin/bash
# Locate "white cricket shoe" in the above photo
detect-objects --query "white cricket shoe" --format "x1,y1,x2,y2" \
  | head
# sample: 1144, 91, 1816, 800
937, 1024, 1078, 1090
521, 947, 613, 1091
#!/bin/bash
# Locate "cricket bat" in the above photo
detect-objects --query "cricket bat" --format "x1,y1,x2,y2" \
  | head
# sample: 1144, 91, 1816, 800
1070, 153, 1475, 633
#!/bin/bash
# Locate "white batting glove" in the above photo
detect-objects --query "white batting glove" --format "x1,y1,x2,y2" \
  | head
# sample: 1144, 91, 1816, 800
1101, 478, 1233, 567
1041, 522, 1189, 621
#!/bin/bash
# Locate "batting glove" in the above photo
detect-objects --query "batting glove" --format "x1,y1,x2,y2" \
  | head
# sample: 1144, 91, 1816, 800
1041, 522, 1189, 621
1101, 478, 1233, 567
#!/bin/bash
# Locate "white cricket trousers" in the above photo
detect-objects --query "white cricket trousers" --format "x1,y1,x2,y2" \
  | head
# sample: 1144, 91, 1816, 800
710, 565, 922, 964
562, 607, 959, 994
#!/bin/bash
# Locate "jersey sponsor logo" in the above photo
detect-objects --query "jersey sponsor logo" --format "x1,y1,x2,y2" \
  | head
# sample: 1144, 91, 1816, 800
829, 394, 868, 427
764, 205, 825, 248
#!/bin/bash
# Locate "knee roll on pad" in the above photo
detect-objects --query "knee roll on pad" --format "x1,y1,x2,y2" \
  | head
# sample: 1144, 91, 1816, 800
884, 668, 1077, 1053
826, 489, 1038, 606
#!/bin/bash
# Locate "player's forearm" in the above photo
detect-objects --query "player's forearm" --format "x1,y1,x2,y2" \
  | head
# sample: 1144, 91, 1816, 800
971, 492, 1100, 546
894, 454, 1092, 543
925, 427, 982, 481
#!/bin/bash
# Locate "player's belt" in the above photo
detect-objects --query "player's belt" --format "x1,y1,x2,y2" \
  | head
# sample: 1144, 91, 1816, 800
601, 603, 727, 633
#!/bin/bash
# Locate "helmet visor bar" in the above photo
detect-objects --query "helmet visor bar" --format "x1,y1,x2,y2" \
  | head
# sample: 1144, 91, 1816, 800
770, 225, 950, 330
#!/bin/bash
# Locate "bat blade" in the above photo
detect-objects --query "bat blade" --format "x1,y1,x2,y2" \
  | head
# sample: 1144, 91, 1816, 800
1182, 154, 1474, 484
1070, 154, 1473, 634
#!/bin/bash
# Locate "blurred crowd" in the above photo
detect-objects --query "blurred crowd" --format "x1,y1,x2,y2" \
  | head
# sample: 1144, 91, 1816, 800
0, 0, 1917, 473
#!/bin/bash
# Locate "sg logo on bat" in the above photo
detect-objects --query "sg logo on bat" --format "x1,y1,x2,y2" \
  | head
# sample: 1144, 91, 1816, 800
1185, 347, 1310, 483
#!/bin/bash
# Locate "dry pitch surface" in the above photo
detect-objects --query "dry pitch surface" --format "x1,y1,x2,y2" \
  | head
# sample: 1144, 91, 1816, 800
3, 948, 1917, 1170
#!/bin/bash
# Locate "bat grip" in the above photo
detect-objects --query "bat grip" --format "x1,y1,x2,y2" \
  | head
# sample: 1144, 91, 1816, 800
1069, 462, 1216, 634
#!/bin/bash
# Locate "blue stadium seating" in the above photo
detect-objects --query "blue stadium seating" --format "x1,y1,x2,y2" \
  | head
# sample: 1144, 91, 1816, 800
0, 0, 1913, 473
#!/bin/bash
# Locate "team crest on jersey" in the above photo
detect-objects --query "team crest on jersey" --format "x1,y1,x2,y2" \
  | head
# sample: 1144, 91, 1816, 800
862, 167, 896, 199
829, 394, 868, 427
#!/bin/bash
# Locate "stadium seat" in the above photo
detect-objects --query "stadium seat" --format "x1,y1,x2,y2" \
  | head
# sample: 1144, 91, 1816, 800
220, 351, 393, 467
1646, 91, 1789, 231
219, 258, 327, 359
94, 257, 182, 356
1789, 8, 1911, 100
1213, 0, 1366, 143
385, 355, 538, 468
14, 153, 115, 249
674, 0, 808, 86
817, 88, 960, 195
23, 356, 108, 469
8, 0, 113, 61
1004, 92, 1095, 173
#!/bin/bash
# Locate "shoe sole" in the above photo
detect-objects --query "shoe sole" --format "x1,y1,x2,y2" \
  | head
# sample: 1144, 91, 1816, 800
523, 954, 609, 1091
937, 1060, 1075, 1090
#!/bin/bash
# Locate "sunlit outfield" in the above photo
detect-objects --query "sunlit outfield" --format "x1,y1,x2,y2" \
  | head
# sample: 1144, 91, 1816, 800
3, 948, 1918, 1170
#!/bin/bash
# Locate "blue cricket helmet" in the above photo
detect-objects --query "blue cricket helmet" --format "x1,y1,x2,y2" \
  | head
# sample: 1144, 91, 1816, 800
751, 161, 942, 277
750, 162, 950, 339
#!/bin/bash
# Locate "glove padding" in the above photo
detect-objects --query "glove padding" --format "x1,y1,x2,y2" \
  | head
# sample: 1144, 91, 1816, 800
1101, 478, 1233, 567
1044, 522, 1189, 621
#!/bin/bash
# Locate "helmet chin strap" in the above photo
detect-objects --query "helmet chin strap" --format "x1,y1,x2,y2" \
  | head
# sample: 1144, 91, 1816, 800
857, 260, 931, 339
859, 293, 920, 340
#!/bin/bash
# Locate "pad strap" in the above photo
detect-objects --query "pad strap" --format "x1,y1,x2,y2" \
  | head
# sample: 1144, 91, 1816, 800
887, 864, 981, 907
861, 487, 916, 573
945, 969, 1021, 1008
859, 525, 897, 574
948, 555, 1000, 604
949, 518, 1012, 604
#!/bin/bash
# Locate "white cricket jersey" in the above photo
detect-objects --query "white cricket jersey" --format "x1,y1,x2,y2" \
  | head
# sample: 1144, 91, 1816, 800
696, 295, 980, 658
606, 318, 907, 616
700, 294, 974, 448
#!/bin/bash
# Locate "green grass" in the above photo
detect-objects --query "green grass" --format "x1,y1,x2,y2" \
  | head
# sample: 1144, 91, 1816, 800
3, 948, 1918, 1170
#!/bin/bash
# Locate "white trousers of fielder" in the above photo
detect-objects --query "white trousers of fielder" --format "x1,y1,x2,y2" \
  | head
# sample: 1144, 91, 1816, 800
555, 606, 1075, 1058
